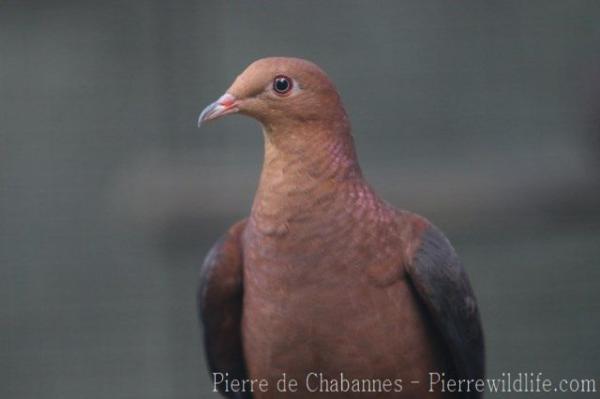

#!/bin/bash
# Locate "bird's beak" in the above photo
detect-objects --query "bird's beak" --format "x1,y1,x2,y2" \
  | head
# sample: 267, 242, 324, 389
197, 93, 239, 127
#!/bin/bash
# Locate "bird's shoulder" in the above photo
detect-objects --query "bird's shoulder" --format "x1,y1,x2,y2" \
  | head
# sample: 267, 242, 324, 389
364, 209, 429, 287
363, 207, 466, 290
381, 209, 473, 298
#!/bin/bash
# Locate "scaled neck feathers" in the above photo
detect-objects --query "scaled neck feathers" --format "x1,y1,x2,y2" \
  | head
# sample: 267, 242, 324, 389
250, 114, 369, 237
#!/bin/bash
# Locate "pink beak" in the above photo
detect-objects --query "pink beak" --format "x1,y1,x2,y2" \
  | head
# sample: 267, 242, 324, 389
197, 93, 238, 127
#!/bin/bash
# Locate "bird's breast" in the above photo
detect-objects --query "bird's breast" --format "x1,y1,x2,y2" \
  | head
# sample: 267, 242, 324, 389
239, 210, 442, 398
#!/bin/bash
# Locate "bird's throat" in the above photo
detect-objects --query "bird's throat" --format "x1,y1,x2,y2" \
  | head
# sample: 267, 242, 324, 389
250, 126, 363, 237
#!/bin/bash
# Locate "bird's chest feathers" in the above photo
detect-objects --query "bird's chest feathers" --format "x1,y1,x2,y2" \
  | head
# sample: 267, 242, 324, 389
241, 207, 426, 370
245, 196, 419, 292
246, 149, 426, 292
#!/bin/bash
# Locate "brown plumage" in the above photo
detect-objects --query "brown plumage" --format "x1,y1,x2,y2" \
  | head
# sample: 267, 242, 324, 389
197, 57, 484, 398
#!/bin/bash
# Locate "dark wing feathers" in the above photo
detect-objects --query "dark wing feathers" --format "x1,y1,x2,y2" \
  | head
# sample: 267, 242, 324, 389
407, 224, 485, 397
197, 219, 250, 399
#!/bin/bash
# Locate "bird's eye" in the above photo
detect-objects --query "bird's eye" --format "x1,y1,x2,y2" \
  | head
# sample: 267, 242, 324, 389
273, 75, 293, 95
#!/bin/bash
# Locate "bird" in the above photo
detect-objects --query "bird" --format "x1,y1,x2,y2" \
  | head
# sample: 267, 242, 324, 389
196, 57, 484, 398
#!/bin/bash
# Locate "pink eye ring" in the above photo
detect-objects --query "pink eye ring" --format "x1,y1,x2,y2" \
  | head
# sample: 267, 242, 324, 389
273, 75, 293, 95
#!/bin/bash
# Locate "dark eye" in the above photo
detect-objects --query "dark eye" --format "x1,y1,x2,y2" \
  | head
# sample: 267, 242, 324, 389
273, 75, 293, 95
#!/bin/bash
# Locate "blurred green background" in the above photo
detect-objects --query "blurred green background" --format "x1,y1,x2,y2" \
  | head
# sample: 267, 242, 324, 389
2, 1, 600, 398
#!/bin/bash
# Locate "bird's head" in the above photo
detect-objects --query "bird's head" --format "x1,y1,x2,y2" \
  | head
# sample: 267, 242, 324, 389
198, 57, 348, 133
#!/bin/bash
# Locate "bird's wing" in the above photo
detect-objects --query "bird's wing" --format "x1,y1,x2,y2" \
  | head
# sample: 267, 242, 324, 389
406, 223, 485, 395
197, 219, 250, 399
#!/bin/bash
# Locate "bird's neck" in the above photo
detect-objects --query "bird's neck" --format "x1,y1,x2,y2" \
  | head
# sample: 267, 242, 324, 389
249, 122, 366, 237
